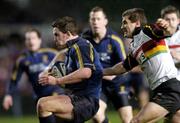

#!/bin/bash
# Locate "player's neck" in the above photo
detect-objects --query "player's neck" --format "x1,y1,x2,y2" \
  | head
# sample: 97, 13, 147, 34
170, 27, 178, 35
93, 28, 107, 43
66, 35, 79, 42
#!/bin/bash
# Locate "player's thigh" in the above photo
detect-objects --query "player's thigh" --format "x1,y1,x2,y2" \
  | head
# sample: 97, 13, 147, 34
136, 102, 168, 123
38, 95, 73, 113
99, 99, 107, 111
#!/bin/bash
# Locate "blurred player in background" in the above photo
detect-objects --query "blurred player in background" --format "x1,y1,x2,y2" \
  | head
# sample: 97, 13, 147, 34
2, 27, 64, 122
103, 8, 180, 123
161, 5, 180, 80
82, 6, 133, 123
37, 16, 103, 123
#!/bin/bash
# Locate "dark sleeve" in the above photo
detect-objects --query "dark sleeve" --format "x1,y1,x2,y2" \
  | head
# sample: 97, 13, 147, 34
7, 58, 25, 95
143, 24, 167, 40
123, 54, 139, 70
111, 34, 126, 62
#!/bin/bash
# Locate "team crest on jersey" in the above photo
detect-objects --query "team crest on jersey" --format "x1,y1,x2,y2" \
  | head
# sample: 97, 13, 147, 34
107, 44, 113, 53
42, 55, 48, 63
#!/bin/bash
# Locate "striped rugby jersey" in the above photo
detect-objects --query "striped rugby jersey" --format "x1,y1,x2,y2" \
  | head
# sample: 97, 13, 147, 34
165, 26, 180, 79
124, 25, 178, 90
165, 27, 180, 63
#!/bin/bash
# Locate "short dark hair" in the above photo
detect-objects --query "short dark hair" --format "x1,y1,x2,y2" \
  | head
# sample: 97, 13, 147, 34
122, 8, 147, 26
161, 5, 180, 18
90, 6, 107, 18
52, 16, 79, 35
25, 28, 41, 38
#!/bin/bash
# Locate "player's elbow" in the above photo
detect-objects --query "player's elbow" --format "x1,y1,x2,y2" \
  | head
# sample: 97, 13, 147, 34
82, 68, 92, 79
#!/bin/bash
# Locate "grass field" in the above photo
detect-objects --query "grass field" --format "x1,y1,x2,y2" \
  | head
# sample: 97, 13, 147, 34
0, 111, 120, 123
0, 110, 164, 123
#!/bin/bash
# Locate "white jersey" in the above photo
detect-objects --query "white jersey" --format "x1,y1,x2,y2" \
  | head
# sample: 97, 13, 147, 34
129, 26, 178, 90
165, 28, 180, 80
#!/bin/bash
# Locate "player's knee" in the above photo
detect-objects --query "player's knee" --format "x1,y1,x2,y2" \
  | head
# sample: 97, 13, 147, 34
93, 110, 106, 122
37, 98, 48, 113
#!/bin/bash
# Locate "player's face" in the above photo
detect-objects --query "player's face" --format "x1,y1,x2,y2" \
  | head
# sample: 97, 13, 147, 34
121, 16, 138, 38
53, 27, 68, 48
25, 31, 41, 51
163, 13, 180, 34
89, 11, 108, 34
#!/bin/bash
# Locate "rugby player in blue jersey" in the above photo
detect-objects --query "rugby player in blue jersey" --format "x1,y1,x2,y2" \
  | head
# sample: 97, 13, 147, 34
38, 16, 103, 123
3, 28, 64, 122
82, 6, 132, 123
103, 8, 180, 123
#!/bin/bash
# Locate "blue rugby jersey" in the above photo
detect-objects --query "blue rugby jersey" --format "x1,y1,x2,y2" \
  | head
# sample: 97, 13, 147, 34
64, 37, 103, 99
82, 29, 126, 68
7, 48, 64, 98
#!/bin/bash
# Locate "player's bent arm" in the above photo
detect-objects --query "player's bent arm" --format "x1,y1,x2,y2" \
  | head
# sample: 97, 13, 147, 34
56, 67, 92, 84
156, 18, 171, 36
2, 94, 13, 110
103, 62, 127, 76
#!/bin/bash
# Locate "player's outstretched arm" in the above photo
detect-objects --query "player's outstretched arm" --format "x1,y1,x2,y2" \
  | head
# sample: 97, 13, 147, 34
103, 62, 127, 76
2, 95, 13, 110
156, 18, 171, 36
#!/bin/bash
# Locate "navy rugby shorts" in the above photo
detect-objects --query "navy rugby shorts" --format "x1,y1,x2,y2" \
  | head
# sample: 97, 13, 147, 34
69, 95, 99, 123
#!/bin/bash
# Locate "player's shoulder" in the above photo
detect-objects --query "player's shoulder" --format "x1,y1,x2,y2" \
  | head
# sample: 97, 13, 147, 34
15, 51, 27, 64
38, 48, 58, 54
18, 49, 30, 59
81, 28, 93, 40
76, 37, 91, 46
107, 28, 123, 42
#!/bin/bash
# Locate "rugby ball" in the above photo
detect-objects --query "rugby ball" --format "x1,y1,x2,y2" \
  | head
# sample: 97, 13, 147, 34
50, 61, 66, 78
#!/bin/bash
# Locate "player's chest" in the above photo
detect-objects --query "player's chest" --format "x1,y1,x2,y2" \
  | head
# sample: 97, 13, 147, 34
94, 42, 114, 61
25, 55, 50, 73
130, 33, 153, 64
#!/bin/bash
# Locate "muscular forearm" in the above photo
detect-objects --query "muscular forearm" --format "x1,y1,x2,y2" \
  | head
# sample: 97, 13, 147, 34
56, 68, 92, 84
103, 62, 127, 76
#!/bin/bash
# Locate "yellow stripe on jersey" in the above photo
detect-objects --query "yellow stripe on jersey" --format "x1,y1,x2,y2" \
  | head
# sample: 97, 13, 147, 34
12, 55, 25, 81
90, 44, 94, 62
73, 44, 84, 68
144, 45, 168, 58
38, 48, 58, 54
111, 34, 126, 59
